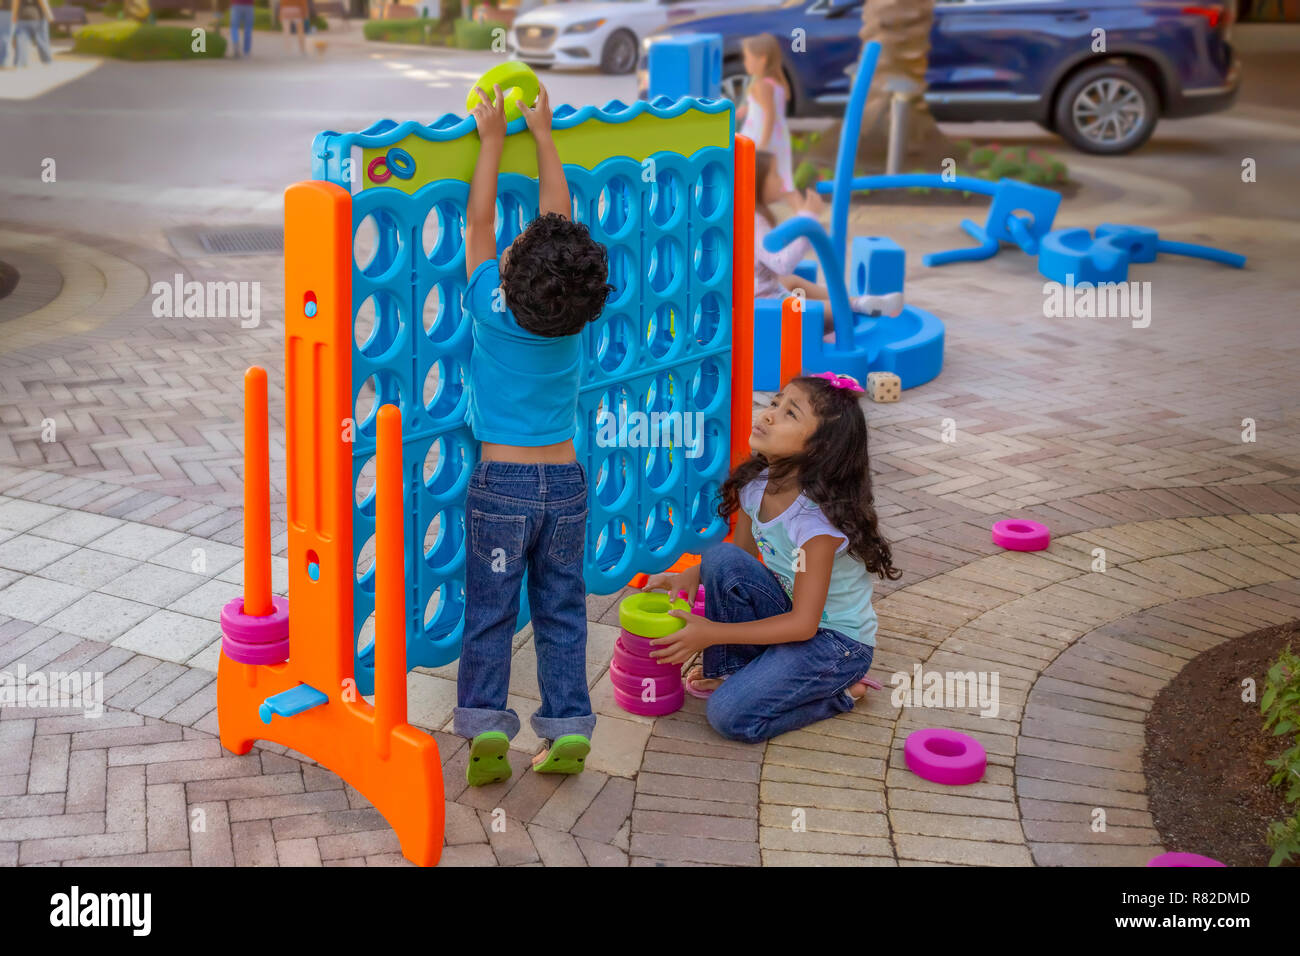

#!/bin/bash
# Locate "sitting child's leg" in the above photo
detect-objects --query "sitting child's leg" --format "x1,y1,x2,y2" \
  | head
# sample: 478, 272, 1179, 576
697, 542, 789, 680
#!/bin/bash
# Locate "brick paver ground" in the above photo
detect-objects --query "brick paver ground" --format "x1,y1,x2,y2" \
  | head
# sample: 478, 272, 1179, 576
2, 152, 1298, 864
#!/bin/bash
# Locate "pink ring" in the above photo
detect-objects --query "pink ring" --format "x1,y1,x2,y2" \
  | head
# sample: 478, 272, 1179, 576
1146, 852, 1225, 867
367, 156, 392, 184
609, 659, 682, 698
221, 595, 289, 643
613, 638, 681, 678
991, 519, 1051, 551
618, 627, 664, 659
222, 630, 290, 666
904, 728, 987, 786
613, 684, 683, 717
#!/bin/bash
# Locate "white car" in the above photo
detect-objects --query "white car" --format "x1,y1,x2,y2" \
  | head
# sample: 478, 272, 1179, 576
507, 0, 781, 75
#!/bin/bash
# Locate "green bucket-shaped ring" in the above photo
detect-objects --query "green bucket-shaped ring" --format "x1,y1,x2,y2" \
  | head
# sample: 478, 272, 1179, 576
466, 60, 541, 124
619, 591, 692, 638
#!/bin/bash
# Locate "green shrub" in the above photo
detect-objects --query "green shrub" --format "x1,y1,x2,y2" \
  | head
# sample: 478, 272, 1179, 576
792, 160, 819, 192
453, 16, 496, 50
968, 146, 996, 166
221, 8, 327, 30
73, 21, 226, 59
1262, 644, 1300, 866
363, 17, 438, 43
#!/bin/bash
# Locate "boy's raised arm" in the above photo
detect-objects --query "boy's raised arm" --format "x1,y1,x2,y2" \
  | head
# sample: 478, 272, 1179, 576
519, 84, 569, 220
466, 84, 507, 281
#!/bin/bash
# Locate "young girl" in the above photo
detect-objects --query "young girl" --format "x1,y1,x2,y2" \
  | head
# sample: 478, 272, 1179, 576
737, 34, 796, 197
754, 151, 885, 329
641, 373, 901, 743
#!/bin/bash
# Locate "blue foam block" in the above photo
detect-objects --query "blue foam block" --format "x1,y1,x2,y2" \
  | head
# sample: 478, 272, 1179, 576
849, 236, 905, 297
648, 33, 723, 102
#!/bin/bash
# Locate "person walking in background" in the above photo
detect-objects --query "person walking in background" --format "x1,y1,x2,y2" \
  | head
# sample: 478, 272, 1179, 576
0, 6, 12, 69
11, 0, 54, 67
229, 0, 255, 58
278, 0, 306, 54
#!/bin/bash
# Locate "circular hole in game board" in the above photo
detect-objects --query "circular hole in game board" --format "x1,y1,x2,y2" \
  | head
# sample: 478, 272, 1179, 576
422, 280, 463, 344
423, 434, 469, 497
355, 455, 377, 514
643, 499, 680, 558
648, 238, 682, 295
593, 449, 634, 511
694, 228, 728, 283
644, 442, 679, 494
592, 516, 632, 577
356, 534, 376, 589
354, 209, 404, 279
421, 200, 465, 267
423, 582, 464, 638
356, 611, 375, 658
594, 314, 632, 374
694, 161, 727, 219
693, 291, 725, 348
648, 168, 681, 228
597, 176, 636, 237
354, 372, 402, 439
646, 304, 676, 360
496, 192, 530, 246
423, 507, 465, 572
692, 417, 727, 475
646, 369, 680, 419
305, 549, 320, 582
605, 245, 634, 308
354, 291, 404, 358
691, 481, 724, 536
423, 358, 466, 420
691, 357, 725, 411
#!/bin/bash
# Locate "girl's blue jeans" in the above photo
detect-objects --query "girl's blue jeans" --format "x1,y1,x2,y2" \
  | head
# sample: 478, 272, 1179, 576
699, 542, 874, 743
454, 462, 596, 745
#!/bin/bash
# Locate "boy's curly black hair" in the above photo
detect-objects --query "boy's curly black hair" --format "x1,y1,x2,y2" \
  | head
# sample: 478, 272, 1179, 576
501, 212, 615, 337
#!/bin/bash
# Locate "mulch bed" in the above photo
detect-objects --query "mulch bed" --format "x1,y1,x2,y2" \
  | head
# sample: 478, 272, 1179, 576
0, 260, 17, 302
1144, 619, 1298, 867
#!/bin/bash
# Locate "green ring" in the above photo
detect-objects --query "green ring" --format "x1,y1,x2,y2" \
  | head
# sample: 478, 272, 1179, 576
466, 60, 541, 125
619, 591, 691, 638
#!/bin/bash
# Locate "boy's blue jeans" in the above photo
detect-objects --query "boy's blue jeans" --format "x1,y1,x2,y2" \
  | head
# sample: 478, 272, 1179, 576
699, 542, 874, 743
454, 462, 596, 744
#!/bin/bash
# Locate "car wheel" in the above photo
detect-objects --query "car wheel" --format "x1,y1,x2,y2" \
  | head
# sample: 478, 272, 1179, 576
1053, 62, 1158, 155
721, 67, 748, 104
599, 30, 638, 75
532, 63, 551, 70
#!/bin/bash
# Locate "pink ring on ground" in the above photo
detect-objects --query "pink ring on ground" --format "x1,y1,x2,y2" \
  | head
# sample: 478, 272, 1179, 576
221, 630, 290, 666
904, 728, 987, 786
991, 519, 1051, 551
608, 659, 682, 698
1146, 852, 1226, 867
221, 595, 289, 643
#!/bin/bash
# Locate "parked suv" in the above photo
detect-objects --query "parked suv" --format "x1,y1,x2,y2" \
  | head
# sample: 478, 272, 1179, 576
640, 0, 1241, 154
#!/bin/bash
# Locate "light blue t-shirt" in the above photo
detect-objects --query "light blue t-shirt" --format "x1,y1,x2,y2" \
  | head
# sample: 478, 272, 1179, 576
741, 474, 878, 646
462, 259, 581, 446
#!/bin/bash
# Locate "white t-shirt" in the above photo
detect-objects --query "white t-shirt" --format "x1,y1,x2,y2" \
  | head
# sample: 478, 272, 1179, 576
740, 473, 878, 646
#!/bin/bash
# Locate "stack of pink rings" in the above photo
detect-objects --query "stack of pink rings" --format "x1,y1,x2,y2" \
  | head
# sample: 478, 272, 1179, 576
610, 589, 702, 716
221, 595, 290, 665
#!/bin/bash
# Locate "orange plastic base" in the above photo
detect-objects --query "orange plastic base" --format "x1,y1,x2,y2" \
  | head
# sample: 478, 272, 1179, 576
217, 654, 444, 867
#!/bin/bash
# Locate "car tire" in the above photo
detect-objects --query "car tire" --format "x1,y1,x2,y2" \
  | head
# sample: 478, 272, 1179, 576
599, 30, 639, 75
532, 63, 552, 70
721, 64, 748, 104
1053, 62, 1158, 155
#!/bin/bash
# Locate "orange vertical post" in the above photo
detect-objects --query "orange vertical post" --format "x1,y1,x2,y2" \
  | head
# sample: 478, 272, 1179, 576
374, 403, 406, 760
731, 134, 755, 472
244, 367, 272, 617
780, 297, 802, 388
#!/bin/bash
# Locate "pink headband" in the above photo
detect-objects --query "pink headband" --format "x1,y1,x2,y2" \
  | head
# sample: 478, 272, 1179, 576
811, 372, 864, 393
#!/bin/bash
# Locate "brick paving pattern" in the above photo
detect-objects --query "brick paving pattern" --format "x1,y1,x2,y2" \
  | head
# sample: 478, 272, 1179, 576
2, 189, 1298, 864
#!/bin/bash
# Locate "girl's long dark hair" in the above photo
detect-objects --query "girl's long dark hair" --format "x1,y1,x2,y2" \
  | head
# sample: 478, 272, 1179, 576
719, 376, 901, 580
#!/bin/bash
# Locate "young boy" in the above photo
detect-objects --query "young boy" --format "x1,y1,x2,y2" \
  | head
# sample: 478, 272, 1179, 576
456, 82, 614, 787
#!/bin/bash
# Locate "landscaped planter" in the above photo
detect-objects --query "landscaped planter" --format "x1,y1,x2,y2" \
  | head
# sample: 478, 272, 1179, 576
72, 21, 227, 60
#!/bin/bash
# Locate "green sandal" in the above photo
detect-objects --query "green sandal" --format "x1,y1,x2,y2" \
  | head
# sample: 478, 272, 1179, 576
532, 734, 590, 775
466, 731, 512, 787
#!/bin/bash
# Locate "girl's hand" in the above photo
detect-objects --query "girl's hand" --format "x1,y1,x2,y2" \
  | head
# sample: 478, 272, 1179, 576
801, 185, 826, 216
640, 570, 694, 599
471, 84, 508, 146
517, 82, 553, 140
648, 612, 716, 665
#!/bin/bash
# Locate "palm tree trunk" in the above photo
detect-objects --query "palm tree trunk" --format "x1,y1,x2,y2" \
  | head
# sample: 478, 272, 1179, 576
809, 0, 952, 170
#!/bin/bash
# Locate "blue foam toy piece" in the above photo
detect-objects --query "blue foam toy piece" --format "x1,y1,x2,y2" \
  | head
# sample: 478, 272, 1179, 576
648, 33, 722, 102
829, 43, 881, 262
850, 236, 904, 297
1039, 224, 1246, 286
259, 684, 329, 726
793, 259, 819, 283
324, 98, 735, 693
